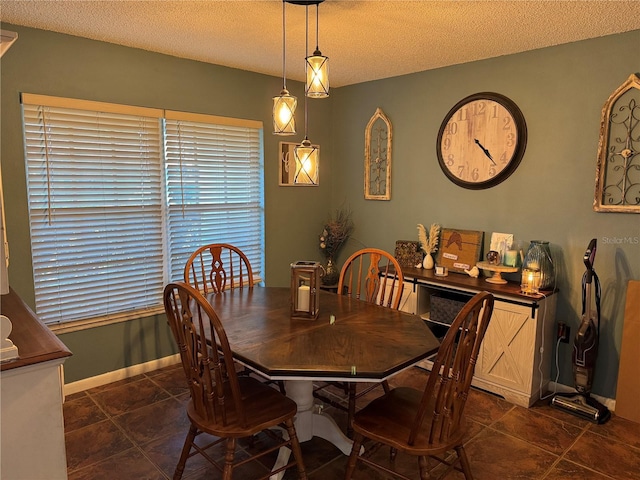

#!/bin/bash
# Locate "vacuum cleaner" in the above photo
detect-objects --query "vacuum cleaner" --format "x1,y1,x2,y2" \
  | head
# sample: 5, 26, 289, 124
550, 238, 611, 424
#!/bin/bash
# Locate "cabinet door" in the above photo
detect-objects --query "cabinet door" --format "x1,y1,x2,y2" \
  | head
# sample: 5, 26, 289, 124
475, 302, 536, 394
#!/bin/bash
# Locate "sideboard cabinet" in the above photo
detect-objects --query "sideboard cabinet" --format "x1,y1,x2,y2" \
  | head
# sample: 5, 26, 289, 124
1, 288, 72, 479
398, 267, 557, 408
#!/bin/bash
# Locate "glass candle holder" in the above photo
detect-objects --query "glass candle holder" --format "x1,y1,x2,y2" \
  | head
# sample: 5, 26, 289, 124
522, 240, 555, 290
521, 267, 541, 295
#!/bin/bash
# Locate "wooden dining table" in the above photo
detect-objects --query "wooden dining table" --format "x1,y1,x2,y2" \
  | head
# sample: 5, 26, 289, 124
205, 286, 440, 477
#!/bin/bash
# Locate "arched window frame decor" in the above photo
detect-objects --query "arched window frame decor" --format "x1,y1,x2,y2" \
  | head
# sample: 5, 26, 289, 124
364, 107, 392, 200
593, 73, 640, 213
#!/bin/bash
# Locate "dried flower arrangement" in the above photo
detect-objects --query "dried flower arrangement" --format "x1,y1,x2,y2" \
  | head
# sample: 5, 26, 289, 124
319, 208, 354, 259
417, 223, 440, 255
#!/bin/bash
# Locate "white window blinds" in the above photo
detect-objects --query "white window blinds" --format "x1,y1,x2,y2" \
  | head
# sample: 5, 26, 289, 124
23, 96, 165, 325
21, 94, 264, 328
164, 111, 264, 284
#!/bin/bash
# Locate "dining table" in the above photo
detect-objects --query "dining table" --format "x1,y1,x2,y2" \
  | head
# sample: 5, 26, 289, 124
205, 286, 440, 478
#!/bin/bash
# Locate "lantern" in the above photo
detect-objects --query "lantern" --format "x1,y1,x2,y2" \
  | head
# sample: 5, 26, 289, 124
291, 261, 321, 319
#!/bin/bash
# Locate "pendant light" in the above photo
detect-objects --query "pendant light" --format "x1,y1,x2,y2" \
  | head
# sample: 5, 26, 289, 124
294, 4, 319, 185
273, 1, 297, 135
305, 2, 329, 97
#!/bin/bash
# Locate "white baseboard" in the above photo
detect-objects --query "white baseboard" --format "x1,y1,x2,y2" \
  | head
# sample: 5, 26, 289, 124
548, 381, 616, 411
64, 354, 181, 396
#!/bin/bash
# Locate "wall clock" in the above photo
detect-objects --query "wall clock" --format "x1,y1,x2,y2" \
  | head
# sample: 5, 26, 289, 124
436, 92, 527, 189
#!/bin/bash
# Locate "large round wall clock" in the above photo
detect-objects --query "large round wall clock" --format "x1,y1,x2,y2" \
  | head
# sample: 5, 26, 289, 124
436, 92, 527, 189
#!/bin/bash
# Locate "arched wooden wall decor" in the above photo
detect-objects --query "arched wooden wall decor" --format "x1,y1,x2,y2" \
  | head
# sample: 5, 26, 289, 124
594, 73, 640, 213
364, 108, 392, 200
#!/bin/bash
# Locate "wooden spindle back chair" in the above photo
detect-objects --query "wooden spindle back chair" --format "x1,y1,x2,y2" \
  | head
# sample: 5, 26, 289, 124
345, 291, 494, 480
315, 247, 405, 437
163, 282, 307, 480
337, 247, 404, 309
184, 243, 254, 294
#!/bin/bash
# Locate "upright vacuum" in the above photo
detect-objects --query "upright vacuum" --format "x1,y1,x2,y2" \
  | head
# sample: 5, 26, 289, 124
551, 238, 611, 424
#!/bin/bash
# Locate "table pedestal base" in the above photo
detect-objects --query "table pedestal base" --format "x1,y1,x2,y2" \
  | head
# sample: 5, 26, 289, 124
270, 379, 362, 480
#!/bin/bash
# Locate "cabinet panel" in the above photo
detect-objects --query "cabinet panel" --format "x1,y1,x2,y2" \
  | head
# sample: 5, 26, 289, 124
475, 303, 535, 392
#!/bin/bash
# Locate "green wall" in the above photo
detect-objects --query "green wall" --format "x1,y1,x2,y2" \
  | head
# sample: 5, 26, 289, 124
0, 25, 333, 382
329, 30, 640, 399
1, 24, 638, 399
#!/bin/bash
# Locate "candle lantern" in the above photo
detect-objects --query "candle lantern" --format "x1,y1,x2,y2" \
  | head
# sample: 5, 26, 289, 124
521, 267, 541, 295
291, 261, 321, 319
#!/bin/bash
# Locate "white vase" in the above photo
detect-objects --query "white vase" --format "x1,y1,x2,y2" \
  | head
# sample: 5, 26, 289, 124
422, 253, 434, 269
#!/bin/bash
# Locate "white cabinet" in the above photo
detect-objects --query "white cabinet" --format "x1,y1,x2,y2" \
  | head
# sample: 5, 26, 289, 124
399, 267, 557, 408
1, 289, 72, 479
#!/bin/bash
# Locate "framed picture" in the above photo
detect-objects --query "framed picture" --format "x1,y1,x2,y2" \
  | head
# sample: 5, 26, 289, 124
279, 141, 319, 186
490, 232, 514, 263
435, 228, 484, 273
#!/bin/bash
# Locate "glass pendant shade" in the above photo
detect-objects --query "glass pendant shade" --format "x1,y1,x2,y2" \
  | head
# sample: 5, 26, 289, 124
293, 138, 319, 185
273, 88, 297, 135
306, 50, 329, 98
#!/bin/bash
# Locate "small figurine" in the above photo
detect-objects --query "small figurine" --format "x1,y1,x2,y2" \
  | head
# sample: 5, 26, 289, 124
464, 266, 480, 278
486, 250, 501, 265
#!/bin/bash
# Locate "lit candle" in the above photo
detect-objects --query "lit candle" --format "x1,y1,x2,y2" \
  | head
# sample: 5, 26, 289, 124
521, 267, 541, 295
297, 285, 310, 311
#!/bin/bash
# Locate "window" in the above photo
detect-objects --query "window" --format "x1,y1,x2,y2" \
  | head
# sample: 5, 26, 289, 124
22, 94, 264, 330
164, 111, 264, 283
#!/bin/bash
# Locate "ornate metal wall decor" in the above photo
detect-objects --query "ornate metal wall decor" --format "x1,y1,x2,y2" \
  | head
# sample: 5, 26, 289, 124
594, 73, 640, 213
364, 108, 392, 200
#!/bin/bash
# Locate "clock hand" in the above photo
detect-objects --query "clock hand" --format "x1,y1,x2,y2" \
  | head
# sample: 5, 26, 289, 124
474, 139, 496, 165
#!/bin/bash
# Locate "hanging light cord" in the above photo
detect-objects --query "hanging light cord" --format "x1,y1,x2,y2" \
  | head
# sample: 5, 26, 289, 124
282, 1, 287, 89
304, 4, 309, 136
315, 3, 320, 51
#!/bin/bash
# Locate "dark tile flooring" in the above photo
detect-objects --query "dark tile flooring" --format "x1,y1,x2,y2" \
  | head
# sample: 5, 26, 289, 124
64, 364, 640, 480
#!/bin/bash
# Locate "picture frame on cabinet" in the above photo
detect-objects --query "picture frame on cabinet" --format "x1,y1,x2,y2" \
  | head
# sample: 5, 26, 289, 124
435, 228, 483, 273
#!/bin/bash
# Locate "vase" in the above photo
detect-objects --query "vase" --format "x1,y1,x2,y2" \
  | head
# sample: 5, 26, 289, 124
522, 240, 555, 290
422, 253, 434, 270
322, 257, 340, 285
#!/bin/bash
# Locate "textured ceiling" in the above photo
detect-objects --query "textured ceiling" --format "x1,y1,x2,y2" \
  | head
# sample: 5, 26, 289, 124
2, 0, 640, 87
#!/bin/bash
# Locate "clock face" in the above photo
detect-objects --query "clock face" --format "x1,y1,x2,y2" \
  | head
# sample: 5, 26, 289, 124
437, 93, 527, 189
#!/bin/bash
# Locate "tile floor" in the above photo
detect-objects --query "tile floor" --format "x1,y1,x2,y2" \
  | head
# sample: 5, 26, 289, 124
64, 364, 640, 480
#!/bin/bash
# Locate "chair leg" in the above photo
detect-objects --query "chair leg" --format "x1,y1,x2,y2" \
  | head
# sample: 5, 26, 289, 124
455, 445, 474, 480
173, 424, 197, 480
222, 437, 236, 480
284, 418, 308, 479
347, 383, 357, 438
418, 456, 431, 480
344, 433, 364, 480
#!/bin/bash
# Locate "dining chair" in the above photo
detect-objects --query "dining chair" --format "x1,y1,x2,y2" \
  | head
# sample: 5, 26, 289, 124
163, 282, 307, 480
184, 243, 285, 395
184, 243, 254, 294
337, 247, 405, 309
313, 247, 405, 437
344, 291, 495, 480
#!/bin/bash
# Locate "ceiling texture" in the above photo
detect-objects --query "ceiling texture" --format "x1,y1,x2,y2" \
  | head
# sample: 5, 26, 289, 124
2, 0, 640, 87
